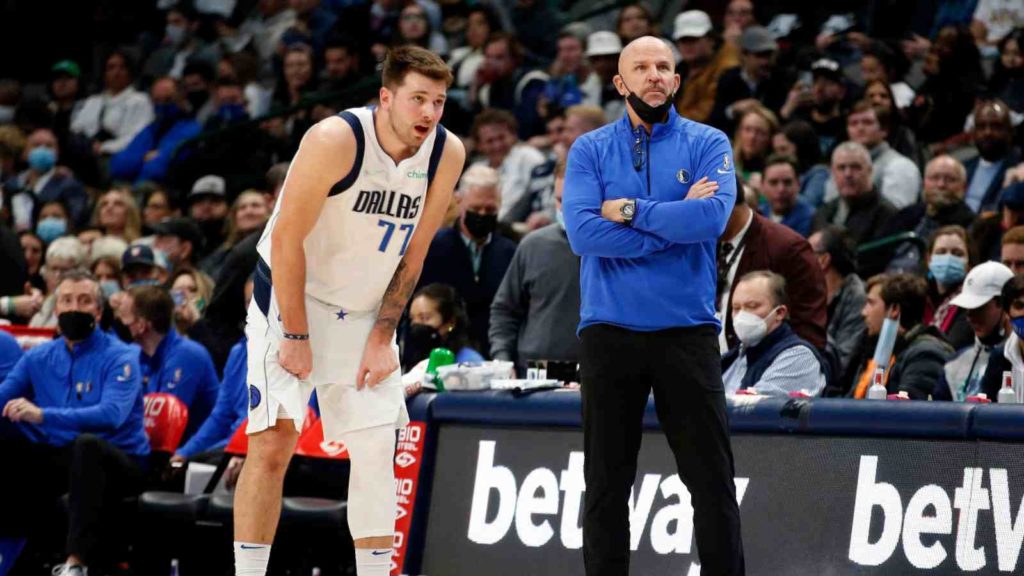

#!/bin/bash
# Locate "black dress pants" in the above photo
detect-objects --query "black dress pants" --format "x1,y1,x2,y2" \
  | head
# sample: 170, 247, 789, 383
580, 324, 744, 576
0, 430, 145, 565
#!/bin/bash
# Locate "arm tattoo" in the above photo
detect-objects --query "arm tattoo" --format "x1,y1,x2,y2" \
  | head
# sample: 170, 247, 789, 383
375, 260, 420, 334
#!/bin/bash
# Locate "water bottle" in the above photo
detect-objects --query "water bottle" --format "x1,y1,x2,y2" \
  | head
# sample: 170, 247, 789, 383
425, 347, 455, 392
998, 371, 1018, 404
170, 558, 180, 576
867, 367, 888, 400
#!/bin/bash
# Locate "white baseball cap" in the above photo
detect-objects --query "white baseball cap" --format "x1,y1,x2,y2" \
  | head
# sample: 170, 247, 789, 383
950, 261, 1014, 309
586, 31, 623, 57
673, 10, 712, 41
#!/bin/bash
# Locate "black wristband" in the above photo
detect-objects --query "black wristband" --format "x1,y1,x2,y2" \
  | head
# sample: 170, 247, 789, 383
282, 332, 310, 341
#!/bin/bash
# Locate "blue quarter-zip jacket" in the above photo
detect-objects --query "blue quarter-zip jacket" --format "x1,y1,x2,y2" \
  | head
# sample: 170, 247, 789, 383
0, 328, 149, 457
563, 106, 736, 333
139, 329, 219, 441
176, 337, 248, 458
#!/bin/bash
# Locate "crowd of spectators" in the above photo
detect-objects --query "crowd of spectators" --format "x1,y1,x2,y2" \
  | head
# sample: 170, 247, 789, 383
0, 0, 1023, 572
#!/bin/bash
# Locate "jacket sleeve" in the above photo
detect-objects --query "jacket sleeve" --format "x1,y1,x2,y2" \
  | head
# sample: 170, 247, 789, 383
44, 350, 141, 432
832, 298, 867, 376
183, 347, 220, 433
980, 347, 1011, 401
562, 139, 673, 258
61, 178, 91, 229
630, 130, 736, 244
488, 248, 527, 362
894, 344, 951, 400
0, 354, 33, 409
177, 343, 245, 458
108, 126, 152, 181
100, 97, 154, 155
138, 121, 202, 182
779, 236, 828, 350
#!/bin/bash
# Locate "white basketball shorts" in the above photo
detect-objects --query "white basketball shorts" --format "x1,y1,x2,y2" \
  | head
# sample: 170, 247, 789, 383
244, 288, 409, 441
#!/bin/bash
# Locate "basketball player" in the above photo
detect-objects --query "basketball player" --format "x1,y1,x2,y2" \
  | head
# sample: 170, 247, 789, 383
232, 46, 465, 576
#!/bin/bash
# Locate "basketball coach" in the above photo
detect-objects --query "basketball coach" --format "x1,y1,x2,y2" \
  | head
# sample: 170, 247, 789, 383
562, 36, 745, 576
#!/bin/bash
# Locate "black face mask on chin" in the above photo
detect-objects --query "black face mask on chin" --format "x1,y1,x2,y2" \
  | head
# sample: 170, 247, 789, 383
621, 80, 674, 125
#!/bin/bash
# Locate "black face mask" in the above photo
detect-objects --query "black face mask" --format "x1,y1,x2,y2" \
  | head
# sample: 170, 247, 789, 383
402, 323, 443, 370
58, 311, 96, 341
463, 211, 497, 239
185, 90, 209, 113
622, 80, 674, 125
197, 218, 225, 242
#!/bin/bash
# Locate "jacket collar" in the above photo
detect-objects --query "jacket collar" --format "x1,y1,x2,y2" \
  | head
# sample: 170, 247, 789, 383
617, 105, 682, 142
146, 328, 179, 365
66, 327, 104, 356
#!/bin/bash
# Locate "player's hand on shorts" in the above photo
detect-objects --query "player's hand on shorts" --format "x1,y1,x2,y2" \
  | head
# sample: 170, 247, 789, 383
356, 339, 399, 389
279, 338, 313, 380
685, 176, 719, 200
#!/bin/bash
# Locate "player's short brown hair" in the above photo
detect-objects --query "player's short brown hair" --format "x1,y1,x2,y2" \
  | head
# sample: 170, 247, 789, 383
381, 46, 453, 90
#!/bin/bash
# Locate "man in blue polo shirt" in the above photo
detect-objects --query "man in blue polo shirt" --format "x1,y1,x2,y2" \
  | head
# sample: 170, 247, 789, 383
563, 36, 744, 575
116, 284, 219, 441
0, 269, 148, 576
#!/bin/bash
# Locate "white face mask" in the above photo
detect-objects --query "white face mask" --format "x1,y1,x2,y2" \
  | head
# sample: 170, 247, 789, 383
733, 306, 780, 346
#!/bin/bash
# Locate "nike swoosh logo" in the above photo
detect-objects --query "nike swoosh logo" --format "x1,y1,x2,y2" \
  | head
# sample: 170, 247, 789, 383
240, 544, 267, 550
371, 550, 391, 556
116, 376, 130, 382
717, 168, 732, 174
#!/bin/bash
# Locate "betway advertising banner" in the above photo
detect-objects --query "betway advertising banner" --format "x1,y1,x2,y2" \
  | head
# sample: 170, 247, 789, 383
421, 426, 1024, 575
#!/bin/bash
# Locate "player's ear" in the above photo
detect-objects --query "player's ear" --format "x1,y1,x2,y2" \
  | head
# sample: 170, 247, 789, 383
378, 85, 391, 108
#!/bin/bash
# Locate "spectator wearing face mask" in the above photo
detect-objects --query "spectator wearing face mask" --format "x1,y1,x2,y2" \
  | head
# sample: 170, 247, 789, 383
6, 128, 88, 232
925, 225, 975, 350
418, 165, 517, 358
0, 270, 148, 576
490, 162, 580, 374
34, 200, 75, 246
402, 283, 483, 371
142, 3, 222, 82
108, 77, 202, 184
935, 262, 1014, 401
722, 271, 828, 396
115, 285, 218, 440
173, 77, 275, 195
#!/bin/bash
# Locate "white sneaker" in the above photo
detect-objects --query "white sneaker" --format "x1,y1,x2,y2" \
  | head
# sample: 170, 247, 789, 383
51, 564, 88, 576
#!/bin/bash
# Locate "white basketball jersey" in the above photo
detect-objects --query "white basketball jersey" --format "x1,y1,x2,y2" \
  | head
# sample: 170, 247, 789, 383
256, 107, 447, 312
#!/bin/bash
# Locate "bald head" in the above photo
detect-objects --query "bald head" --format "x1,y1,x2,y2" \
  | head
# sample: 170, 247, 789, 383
618, 36, 674, 73
923, 154, 966, 209
614, 36, 680, 120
